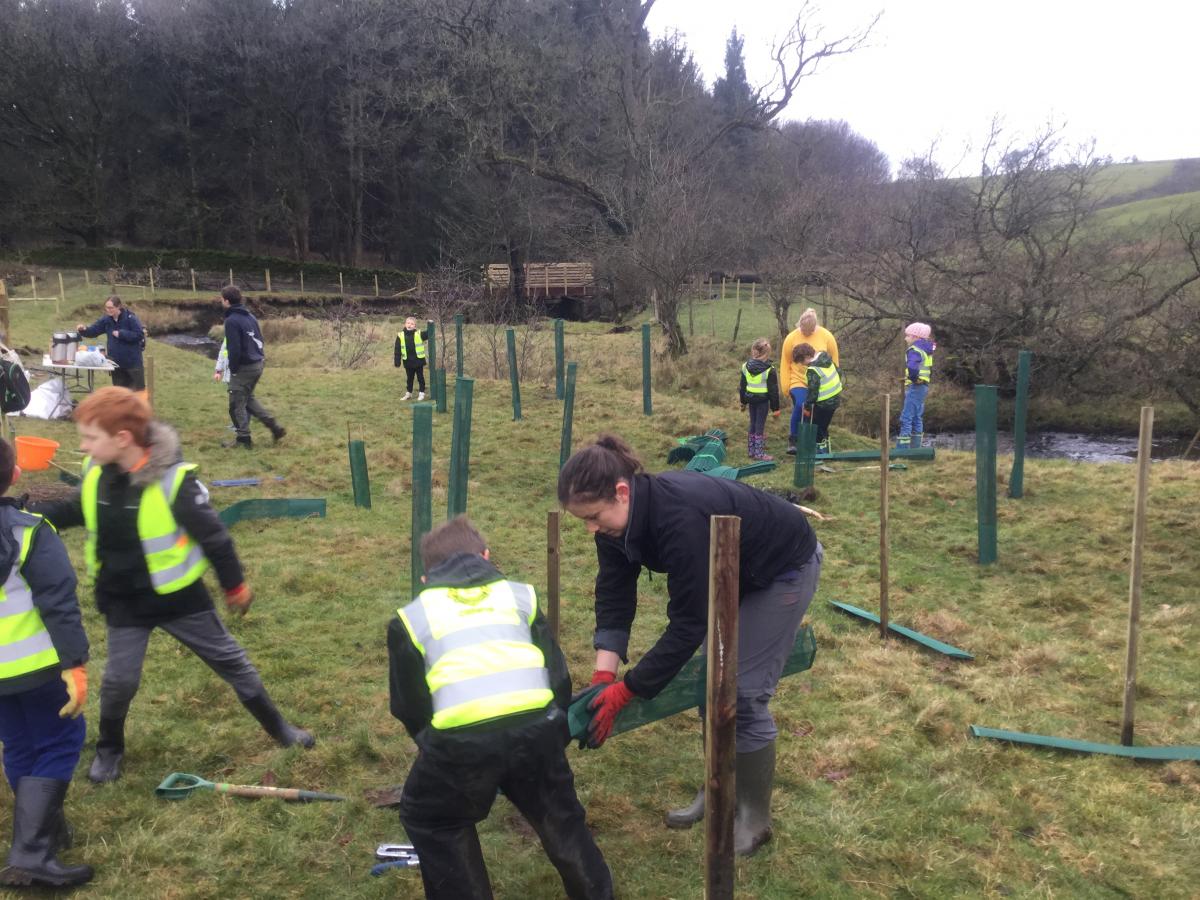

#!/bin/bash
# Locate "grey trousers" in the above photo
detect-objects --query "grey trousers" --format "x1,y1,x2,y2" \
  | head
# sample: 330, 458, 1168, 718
99, 609, 265, 720
719, 542, 823, 752
228, 361, 280, 439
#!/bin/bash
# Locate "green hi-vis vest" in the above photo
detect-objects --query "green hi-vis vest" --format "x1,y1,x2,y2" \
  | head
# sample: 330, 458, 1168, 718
398, 330, 426, 362
905, 345, 934, 385
810, 360, 843, 402
742, 363, 771, 395
398, 578, 552, 730
81, 458, 209, 595
0, 513, 61, 680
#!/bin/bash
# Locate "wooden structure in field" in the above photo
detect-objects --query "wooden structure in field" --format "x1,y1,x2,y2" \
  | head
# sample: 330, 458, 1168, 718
484, 262, 595, 299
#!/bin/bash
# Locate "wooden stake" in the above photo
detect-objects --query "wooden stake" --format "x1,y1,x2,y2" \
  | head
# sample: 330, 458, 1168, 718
0, 279, 9, 343
31, 276, 37, 299
374, 274, 379, 297
750, 281, 756, 305
228, 268, 234, 287
704, 514, 740, 900
1120, 406, 1154, 746
148, 268, 155, 295
85, 269, 91, 286
339, 272, 345, 295
265, 269, 272, 293
299, 271, 305, 294
735, 280, 741, 303
721, 277, 726, 302
57, 272, 64, 315
546, 510, 561, 644
190, 268, 197, 294
879, 393, 891, 638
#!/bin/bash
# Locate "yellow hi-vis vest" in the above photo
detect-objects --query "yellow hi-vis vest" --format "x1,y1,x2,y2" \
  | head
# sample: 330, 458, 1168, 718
742, 363, 770, 395
0, 513, 61, 680
81, 458, 209, 595
905, 345, 934, 385
397, 578, 552, 730
810, 360, 843, 402
398, 330, 426, 362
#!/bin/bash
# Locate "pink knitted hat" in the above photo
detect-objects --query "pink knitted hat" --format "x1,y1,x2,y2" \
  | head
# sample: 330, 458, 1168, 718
904, 322, 932, 339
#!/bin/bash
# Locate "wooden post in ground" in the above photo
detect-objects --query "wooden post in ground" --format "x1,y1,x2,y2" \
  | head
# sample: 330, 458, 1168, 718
299, 271, 305, 294
417, 272, 423, 295
506, 328, 521, 420
374, 274, 379, 297
190, 269, 197, 294
1120, 406, 1154, 746
85, 269, 91, 287
880, 393, 891, 638
546, 510, 561, 643
721, 278, 726, 302
735, 280, 741, 303
0, 279, 9, 342
148, 269, 155, 295
704, 514, 740, 900
559, 362, 577, 470
732, 308, 742, 346
146, 357, 156, 406
750, 281, 756, 305
339, 272, 345, 295
57, 272, 64, 315
31, 276, 37, 299
228, 269, 234, 287
265, 269, 272, 293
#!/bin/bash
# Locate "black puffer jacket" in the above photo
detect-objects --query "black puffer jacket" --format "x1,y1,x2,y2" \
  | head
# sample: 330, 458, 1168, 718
0, 499, 88, 696
593, 471, 817, 699
223, 303, 265, 374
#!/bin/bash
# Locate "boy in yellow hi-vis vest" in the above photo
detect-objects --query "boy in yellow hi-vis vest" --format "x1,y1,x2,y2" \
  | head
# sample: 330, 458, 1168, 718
0, 439, 93, 889
393, 316, 429, 401
29, 388, 313, 786
388, 516, 612, 899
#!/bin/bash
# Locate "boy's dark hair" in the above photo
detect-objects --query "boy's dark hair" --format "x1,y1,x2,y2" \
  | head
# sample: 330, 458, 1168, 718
0, 438, 14, 495
221, 286, 244, 305
792, 342, 816, 363
420, 515, 488, 571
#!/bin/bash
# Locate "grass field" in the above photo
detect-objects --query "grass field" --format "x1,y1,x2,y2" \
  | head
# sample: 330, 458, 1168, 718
1, 276, 1199, 898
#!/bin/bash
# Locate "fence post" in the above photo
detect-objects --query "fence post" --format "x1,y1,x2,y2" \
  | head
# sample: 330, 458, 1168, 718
560, 362, 577, 470
411, 403, 434, 596
0, 279, 9, 342
1120, 406, 1154, 746
704, 514, 740, 900
506, 328, 522, 420
446, 379, 474, 519
57, 272, 64, 315
455, 314, 464, 379
546, 510, 561, 643
1009, 350, 1032, 498
85, 269, 90, 287
731, 308, 742, 346
228, 269, 234, 287
374, 274, 380, 297
189, 269, 197, 294
975, 385, 998, 565
554, 318, 565, 400
641, 323, 652, 416
299, 271, 305, 294
735, 279, 741, 303
31, 276, 37, 299
265, 269, 272, 293
339, 272, 345, 295
720, 277, 726, 302
148, 268, 155, 295
879, 393, 891, 638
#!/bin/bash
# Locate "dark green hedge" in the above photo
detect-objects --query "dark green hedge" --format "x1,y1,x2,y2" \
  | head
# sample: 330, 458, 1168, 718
6, 246, 418, 285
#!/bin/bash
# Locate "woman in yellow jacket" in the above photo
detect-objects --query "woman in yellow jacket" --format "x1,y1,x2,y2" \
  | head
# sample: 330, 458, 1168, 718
779, 308, 839, 454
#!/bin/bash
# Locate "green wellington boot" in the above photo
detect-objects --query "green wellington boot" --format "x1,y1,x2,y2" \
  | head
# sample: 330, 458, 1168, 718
733, 741, 776, 856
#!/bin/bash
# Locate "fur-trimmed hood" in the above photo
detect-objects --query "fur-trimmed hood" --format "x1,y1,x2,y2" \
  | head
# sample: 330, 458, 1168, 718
128, 420, 186, 488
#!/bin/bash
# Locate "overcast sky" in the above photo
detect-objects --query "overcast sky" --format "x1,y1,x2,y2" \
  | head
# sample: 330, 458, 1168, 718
648, 0, 1198, 176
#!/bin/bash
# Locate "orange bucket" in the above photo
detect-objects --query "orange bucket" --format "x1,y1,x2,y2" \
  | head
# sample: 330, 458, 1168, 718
15, 436, 60, 472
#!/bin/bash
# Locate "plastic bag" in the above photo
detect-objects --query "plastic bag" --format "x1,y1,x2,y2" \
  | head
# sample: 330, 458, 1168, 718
74, 349, 106, 367
20, 377, 72, 420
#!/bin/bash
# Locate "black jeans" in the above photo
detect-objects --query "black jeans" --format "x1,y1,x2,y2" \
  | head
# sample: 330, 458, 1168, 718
404, 364, 426, 393
400, 707, 613, 900
813, 401, 838, 444
228, 361, 281, 439
111, 367, 145, 391
747, 401, 769, 436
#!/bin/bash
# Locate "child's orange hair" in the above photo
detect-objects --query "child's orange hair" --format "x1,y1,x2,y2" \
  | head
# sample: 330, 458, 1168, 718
74, 387, 152, 447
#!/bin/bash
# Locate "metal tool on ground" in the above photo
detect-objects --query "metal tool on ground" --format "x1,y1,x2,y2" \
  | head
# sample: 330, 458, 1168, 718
210, 476, 287, 487
376, 843, 418, 861
371, 858, 420, 876
155, 772, 346, 802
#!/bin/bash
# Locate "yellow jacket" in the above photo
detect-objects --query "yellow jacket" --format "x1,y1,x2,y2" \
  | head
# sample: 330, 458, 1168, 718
780, 326, 839, 393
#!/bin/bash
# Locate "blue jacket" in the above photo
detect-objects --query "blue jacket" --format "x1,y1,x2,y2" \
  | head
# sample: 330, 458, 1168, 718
79, 308, 144, 370
222, 304, 265, 375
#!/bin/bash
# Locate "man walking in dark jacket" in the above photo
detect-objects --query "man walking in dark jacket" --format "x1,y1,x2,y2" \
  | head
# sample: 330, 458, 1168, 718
77, 295, 145, 389
219, 287, 285, 449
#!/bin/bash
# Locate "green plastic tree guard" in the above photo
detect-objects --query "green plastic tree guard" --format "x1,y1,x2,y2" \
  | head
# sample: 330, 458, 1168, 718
411, 403, 433, 596
434, 369, 447, 413
506, 328, 522, 421
554, 318, 565, 400
425, 320, 437, 402
447, 378, 474, 519
569, 625, 816, 742
560, 362, 577, 470
348, 439, 371, 509
641, 323, 652, 416
829, 601, 974, 659
975, 385, 998, 565
454, 314, 464, 379
969, 726, 1200, 761
218, 499, 326, 528
1009, 350, 1032, 498
793, 422, 817, 488
816, 447, 935, 461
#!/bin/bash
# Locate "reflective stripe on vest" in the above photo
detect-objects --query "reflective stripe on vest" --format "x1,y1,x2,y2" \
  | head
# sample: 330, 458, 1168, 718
0, 517, 60, 679
810, 362, 843, 402
906, 346, 933, 384
742, 363, 770, 395
398, 331, 426, 362
397, 579, 552, 730
81, 458, 210, 595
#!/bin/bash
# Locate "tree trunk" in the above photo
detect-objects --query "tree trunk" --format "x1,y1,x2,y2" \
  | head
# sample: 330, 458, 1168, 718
660, 303, 688, 357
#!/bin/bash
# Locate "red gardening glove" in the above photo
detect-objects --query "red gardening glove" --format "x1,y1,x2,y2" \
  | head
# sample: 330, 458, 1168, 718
59, 666, 87, 718
225, 583, 253, 616
590, 669, 616, 687
773, 410, 781, 418
585, 681, 634, 749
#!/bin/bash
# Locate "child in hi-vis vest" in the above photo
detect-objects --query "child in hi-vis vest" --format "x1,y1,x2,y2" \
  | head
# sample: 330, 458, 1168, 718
393, 316, 429, 401
388, 516, 612, 900
898, 322, 935, 449
738, 338, 781, 461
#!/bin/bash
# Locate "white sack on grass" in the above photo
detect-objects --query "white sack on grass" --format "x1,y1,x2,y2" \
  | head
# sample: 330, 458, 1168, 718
19, 377, 73, 420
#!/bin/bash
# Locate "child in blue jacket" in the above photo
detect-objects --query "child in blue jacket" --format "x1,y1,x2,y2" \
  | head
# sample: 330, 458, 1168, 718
898, 323, 935, 449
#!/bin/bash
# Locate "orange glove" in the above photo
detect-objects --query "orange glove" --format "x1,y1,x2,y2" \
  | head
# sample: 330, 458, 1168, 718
590, 669, 616, 687
225, 583, 253, 616
59, 666, 87, 718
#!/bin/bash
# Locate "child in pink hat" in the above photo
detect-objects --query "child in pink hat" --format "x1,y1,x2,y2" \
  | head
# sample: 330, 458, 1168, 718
898, 323, 935, 449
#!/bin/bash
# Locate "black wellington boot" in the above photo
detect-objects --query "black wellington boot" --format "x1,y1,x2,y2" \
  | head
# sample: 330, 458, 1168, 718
242, 693, 314, 748
0, 777, 93, 888
88, 716, 125, 784
733, 741, 776, 856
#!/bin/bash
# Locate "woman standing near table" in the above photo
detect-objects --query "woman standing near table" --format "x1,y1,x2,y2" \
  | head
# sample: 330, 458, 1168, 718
77, 296, 144, 390
558, 434, 823, 856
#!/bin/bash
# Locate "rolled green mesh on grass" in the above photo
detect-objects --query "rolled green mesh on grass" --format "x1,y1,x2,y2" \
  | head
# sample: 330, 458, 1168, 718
217, 498, 326, 527
568, 624, 816, 742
